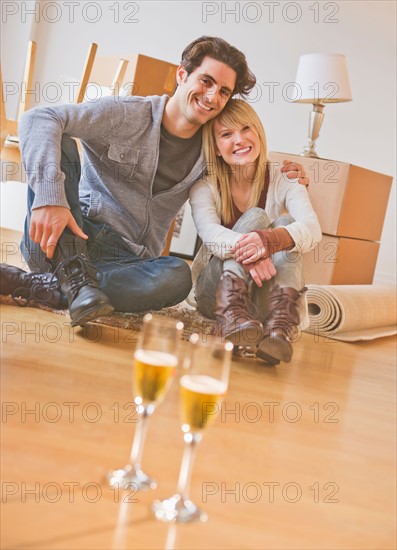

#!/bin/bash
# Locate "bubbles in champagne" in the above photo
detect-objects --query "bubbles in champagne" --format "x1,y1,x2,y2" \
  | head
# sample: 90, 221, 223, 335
180, 375, 226, 432
134, 349, 178, 404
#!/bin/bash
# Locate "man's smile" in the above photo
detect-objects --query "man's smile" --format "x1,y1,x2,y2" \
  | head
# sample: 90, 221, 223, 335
195, 98, 213, 112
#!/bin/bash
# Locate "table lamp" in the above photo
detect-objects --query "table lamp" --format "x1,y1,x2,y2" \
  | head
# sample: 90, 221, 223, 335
294, 53, 352, 158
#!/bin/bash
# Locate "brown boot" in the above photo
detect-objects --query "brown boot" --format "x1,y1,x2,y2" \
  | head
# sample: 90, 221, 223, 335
215, 271, 263, 347
256, 285, 306, 365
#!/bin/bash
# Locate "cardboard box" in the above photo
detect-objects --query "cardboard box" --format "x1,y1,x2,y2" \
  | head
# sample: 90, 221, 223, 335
302, 234, 380, 285
269, 152, 393, 242
90, 53, 177, 97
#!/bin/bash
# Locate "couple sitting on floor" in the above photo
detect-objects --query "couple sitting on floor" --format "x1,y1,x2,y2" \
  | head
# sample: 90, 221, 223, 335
0, 36, 320, 365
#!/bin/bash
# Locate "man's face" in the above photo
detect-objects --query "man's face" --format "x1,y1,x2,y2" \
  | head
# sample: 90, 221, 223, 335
175, 56, 237, 128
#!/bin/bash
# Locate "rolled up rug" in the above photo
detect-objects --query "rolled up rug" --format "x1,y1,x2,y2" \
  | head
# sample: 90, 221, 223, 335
304, 285, 397, 341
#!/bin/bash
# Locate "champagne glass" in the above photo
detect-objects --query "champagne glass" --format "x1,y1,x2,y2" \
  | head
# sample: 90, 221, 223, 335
153, 334, 233, 522
108, 313, 184, 490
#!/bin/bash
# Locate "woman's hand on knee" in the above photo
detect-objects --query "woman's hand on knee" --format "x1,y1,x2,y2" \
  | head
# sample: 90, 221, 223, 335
30, 205, 88, 259
245, 257, 277, 287
231, 232, 267, 264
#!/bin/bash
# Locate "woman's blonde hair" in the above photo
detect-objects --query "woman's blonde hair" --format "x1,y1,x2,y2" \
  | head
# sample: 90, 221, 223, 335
203, 98, 267, 225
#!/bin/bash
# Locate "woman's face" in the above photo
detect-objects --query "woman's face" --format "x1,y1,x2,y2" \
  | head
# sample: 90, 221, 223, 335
213, 119, 260, 167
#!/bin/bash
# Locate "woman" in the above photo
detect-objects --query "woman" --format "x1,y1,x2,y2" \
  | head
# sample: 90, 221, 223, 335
189, 99, 321, 365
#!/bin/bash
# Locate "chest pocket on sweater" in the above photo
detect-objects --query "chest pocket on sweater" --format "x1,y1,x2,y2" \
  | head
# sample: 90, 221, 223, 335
102, 144, 139, 183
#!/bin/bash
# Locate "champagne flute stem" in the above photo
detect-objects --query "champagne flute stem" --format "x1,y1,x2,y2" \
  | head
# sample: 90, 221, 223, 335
177, 432, 202, 498
129, 405, 153, 466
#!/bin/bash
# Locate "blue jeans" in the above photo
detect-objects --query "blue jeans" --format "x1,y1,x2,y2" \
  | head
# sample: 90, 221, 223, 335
21, 136, 192, 313
195, 207, 304, 322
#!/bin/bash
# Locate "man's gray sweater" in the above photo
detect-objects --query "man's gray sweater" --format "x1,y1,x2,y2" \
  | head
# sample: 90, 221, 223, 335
18, 95, 206, 258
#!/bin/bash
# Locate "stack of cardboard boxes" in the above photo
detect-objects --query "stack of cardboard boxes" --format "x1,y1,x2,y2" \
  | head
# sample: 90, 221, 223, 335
268, 152, 393, 284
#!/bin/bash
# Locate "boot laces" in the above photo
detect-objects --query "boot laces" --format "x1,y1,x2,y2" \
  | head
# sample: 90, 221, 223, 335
52, 255, 100, 299
224, 282, 251, 316
265, 287, 307, 338
12, 273, 57, 307
222, 276, 259, 320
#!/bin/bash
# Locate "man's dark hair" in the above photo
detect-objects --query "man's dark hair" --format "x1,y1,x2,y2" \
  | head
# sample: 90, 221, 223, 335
180, 36, 256, 98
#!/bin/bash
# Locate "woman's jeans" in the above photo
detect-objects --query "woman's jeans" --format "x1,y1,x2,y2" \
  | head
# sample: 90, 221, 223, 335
21, 136, 192, 313
195, 207, 304, 322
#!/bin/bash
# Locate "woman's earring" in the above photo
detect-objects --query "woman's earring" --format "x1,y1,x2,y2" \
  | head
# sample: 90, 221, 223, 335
216, 151, 222, 157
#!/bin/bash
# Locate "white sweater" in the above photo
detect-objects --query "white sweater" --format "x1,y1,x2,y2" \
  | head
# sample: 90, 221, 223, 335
189, 166, 321, 284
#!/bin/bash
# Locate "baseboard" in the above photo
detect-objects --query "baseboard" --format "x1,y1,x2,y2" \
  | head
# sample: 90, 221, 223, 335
1, 228, 27, 269
373, 271, 397, 286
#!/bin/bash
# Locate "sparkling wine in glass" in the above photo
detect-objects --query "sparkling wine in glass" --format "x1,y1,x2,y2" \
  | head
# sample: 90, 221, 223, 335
108, 313, 183, 490
152, 333, 233, 522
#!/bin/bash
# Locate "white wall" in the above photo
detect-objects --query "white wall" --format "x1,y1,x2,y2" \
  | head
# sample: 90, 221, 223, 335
1, 0, 396, 283
1, 0, 36, 118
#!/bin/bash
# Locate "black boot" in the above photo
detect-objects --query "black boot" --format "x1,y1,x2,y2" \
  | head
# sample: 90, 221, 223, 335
48, 232, 113, 327
256, 285, 306, 365
52, 254, 114, 326
0, 263, 67, 308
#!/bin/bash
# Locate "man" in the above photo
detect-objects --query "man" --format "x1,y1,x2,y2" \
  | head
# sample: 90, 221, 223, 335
1, 36, 307, 326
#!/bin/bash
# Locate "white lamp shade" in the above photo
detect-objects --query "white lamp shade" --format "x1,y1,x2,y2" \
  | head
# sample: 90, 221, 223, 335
294, 53, 352, 104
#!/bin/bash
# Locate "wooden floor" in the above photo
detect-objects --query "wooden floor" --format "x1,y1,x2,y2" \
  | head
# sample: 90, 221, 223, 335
1, 300, 396, 550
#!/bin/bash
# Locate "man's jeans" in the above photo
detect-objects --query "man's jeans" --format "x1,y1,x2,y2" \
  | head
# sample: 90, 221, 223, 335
21, 136, 192, 313
195, 207, 304, 321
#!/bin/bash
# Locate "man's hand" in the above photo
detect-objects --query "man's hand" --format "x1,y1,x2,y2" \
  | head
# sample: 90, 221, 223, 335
242, 256, 277, 287
30, 205, 88, 259
231, 232, 266, 264
281, 159, 309, 186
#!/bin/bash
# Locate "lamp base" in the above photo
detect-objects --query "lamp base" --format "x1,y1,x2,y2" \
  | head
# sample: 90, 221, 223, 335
300, 103, 324, 158
300, 145, 319, 158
